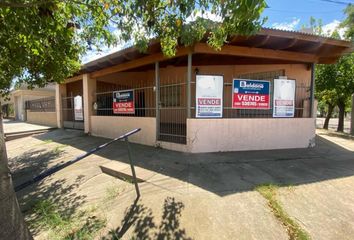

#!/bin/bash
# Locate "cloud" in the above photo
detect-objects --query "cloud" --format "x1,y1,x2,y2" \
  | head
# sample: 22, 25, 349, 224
322, 20, 347, 38
185, 11, 223, 23
271, 18, 300, 31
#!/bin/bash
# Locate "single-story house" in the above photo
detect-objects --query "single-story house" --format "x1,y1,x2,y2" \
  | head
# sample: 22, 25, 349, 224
55, 28, 352, 153
1, 84, 55, 122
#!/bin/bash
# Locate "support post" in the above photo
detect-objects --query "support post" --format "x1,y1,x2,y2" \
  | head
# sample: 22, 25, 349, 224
310, 63, 315, 118
83, 74, 96, 134
155, 62, 160, 141
187, 53, 192, 118
125, 137, 140, 198
351, 94, 354, 135
55, 83, 66, 128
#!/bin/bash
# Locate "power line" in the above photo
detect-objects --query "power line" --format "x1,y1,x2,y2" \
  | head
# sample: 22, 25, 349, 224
317, 0, 353, 5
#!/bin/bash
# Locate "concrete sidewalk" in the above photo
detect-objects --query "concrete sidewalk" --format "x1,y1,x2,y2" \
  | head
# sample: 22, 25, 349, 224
7, 128, 354, 240
3, 119, 54, 134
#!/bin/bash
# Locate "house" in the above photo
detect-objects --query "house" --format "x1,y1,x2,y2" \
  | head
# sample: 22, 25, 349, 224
55, 28, 352, 153
2, 84, 55, 122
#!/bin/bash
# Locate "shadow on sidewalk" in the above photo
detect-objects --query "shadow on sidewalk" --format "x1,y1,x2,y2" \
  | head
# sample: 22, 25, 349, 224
104, 196, 191, 240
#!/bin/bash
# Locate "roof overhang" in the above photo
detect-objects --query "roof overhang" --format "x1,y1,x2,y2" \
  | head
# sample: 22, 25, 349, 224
69, 28, 352, 80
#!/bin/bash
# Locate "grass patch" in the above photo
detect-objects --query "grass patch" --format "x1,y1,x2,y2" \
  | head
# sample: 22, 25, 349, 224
104, 185, 122, 201
255, 184, 311, 240
30, 200, 106, 240
52, 144, 67, 155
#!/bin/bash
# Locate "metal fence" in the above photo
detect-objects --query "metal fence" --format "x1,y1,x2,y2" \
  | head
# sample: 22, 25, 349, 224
93, 69, 312, 144
191, 69, 311, 118
25, 97, 55, 112
95, 82, 156, 117
158, 75, 187, 144
61, 94, 84, 130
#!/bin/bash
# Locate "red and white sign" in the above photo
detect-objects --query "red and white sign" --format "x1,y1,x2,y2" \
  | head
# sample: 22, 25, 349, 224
196, 75, 223, 118
113, 90, 135, 114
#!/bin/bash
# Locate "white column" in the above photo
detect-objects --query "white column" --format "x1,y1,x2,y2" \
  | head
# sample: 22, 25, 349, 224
55, 83, 66, 128
83, 74, 96, 134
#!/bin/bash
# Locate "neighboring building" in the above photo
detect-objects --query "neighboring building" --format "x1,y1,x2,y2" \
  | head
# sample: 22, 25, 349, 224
56, 28, 352, 153
4, 84, 55, 121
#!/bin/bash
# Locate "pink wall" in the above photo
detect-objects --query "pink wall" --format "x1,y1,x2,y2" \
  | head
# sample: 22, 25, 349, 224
187, 118, 316, 153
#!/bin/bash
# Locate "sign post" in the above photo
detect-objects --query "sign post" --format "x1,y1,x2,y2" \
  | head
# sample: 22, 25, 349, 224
195, 75, 223, 118
113, 90, 135, 114
273, 79, 296, 118
232, 79, 270, 109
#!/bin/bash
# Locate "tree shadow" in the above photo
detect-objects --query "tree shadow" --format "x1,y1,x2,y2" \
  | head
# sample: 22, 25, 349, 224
9, 148, 65, 187
32, 129, 354, 198
20, 175, 87, 236
105, 197, 192, 240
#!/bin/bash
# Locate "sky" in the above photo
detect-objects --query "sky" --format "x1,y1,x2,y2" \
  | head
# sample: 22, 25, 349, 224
263, 0, 350, 32
82, 0, 352, 64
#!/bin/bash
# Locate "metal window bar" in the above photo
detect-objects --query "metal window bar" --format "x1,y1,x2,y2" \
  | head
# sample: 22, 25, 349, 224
94, 81, 156, 117
158, 74, 187, 144
25, 97, 55, 112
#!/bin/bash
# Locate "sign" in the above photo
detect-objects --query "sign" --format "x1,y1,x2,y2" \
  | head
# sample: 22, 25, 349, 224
273, 79, 296, 117
113, 90, 135, 114
74, 95, 83, 121
196, 75, 223, 118
232, 79, 270, 109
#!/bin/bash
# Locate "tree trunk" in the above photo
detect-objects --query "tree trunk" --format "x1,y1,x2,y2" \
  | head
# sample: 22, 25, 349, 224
0, 112, 33, 240
323, 104, 334, 129
337, 101, 345, 132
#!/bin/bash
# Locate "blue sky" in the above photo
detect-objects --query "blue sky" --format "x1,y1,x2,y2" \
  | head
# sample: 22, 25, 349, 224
263, 0, 350, 31
82, 0, 352, 63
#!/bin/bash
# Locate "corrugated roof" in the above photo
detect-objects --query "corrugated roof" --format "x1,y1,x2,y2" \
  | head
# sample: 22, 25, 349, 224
76, 27, 352, 77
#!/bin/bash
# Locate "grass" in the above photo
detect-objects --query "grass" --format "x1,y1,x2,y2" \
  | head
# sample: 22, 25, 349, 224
104, 185, 122, 201
255, 184, 311, 240
30, 200, 106, 240
52, 144, 67, 155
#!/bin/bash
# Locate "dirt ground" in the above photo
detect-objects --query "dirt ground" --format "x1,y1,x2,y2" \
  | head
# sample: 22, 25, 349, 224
7, 128, 354, 240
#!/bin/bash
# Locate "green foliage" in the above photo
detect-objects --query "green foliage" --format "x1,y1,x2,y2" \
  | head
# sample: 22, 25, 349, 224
340, 4, 354, 41
31, 200, 106, 240
0, 0, 267, 96
316, 53, 354, 108
255, 184, 311, 240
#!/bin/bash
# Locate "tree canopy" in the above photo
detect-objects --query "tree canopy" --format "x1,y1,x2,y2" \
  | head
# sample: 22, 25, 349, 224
340, 4, 354, 41
0, 0, 267, 96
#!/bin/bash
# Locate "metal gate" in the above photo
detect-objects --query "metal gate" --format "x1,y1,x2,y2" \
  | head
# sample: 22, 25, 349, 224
158, 74, 187, 144
62, 93, 84, 130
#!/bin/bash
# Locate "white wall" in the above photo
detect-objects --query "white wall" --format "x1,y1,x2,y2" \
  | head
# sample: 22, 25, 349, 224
187, 118, 316, 153
91, 116, 156, 146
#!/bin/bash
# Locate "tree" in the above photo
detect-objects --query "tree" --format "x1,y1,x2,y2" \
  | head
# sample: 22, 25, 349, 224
303, 14, 353, 132
316, 53, 354, 131
0, 1, 267, 239
340, 4, 354, 41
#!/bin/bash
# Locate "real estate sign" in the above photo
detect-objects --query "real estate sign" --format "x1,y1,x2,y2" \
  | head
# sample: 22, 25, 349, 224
232, 79, 270, 109
196, 75, 223, 118
74, 95, 83, 121
273, 79, 296, 117
113, 90, 135, 114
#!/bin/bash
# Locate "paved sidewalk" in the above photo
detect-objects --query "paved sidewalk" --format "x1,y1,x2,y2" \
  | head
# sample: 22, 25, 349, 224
7, 129, 354, 240
3, 119, 54, 134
